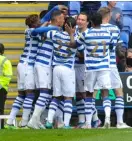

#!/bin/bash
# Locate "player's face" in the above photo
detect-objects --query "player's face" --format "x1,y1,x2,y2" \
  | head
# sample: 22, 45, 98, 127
61, 9, 68, 19
56, 14, 65, 27
109, 1, 117, 7
127, 52, 132, 58
77, 14, 88, 29
126, 53, 132, 72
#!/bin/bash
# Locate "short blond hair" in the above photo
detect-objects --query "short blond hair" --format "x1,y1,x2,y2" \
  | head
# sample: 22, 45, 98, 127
98, 7, 111, 19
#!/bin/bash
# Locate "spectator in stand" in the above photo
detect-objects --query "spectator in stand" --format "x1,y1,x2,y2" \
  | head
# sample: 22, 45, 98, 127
126, 49, 132, 72
81, 1, 101, 15
107, 1, 123, 29
116, 44, 126, 72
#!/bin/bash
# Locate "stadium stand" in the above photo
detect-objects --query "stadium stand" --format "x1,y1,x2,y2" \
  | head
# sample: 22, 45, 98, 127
69, 1, 80, 16
0, 2, 49, 120
120, 31, 129, 48
116, 1, 132, 17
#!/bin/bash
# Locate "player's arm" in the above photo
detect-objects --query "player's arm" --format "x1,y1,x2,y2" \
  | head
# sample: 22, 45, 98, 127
76, 51, 84, 59
65, 24, 85, 48
31, 26, 59, 36
115, 9, 123, 30
2, 59, 13, 88
109, 32, 114, 50
41, 5, 68, 23
77, 44, 85, 57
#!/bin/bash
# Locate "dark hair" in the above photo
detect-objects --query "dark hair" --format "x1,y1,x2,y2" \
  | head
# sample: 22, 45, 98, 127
39, 10, 47, 20
77, 12, 89, 22
0, 43, 4, 54
90, 13, 102, 27
50, 10, 62, 21
25, 14, 39, 28
64, 17, 76, 29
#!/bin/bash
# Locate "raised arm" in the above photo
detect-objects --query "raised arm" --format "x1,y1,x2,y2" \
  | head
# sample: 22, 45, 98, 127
31, 26, 59, 36
41, 5, 68, 23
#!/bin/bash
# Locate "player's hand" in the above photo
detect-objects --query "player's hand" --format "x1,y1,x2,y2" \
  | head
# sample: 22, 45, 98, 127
115, 13, 121, 22
65, 23, 75, 36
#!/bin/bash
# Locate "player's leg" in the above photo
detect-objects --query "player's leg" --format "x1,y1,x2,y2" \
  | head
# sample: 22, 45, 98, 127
82, 71, 97, 129
92, 90, 101, 128
111, 68, 130, 128
46, 66, 62, 128
76, 93, 85, 128
6, 63, 26, 128
28, 65, 52, 129
98, 70, 111, 128
75, 66, 86, 127
20, 66, 35, 127
54, 99, 64, 128
61, 66, 75, 128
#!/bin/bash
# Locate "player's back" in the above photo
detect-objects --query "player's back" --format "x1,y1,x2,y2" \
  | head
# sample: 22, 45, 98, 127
52, 31, 77, 69
83, 28, 112, 71
35, 25, 60, 67
35, 35, 54, 67
101, 23, 120, 68
20, 28, 39, 65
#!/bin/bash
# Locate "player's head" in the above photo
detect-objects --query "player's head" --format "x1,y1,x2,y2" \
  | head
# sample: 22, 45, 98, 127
39, 10, 47, 20
107, 1, 117, 8
127, 48, 132, 58
25, 14, 41, 28
90, 13, 102, 28
77, 12, 89, 31
126, 48, 132, 72
64, 17, 76, 33
98, 7, 111, 23
0, 43, 4, 55
51, 10, 65, 27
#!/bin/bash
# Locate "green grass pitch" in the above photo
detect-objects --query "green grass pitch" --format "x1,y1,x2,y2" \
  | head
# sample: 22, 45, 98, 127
0, 129, 132, 141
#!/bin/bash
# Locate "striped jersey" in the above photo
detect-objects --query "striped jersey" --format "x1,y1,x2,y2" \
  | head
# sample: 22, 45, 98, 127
76, 28, 113, 71
35, 25, 58, 67
19, 28, 39, 66
101, 23, 120, 68
74, 27, 87, 67
46, 30, 84, 69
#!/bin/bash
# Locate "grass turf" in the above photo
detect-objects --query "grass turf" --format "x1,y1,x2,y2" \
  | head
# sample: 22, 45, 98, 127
0, 129, 132, 141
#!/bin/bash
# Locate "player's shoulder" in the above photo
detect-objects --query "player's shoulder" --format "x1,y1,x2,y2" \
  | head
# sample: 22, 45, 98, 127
101, 23, 120, 31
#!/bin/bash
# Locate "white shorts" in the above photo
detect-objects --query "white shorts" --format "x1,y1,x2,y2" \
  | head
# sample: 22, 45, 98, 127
34, 64, 52, 89
75, 65, 85, 93
53, 66, 75, 97
84, 70, 111, 93
110, 68, 123, 89
17, 63, 35, 90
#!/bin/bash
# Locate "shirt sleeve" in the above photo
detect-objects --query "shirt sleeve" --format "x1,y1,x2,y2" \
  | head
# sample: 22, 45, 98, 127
46, 30, 58, 40
3, 59, 13, 84
116, 9, 123, 29
77, 45, 85, 52
31, 26, 59, 36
